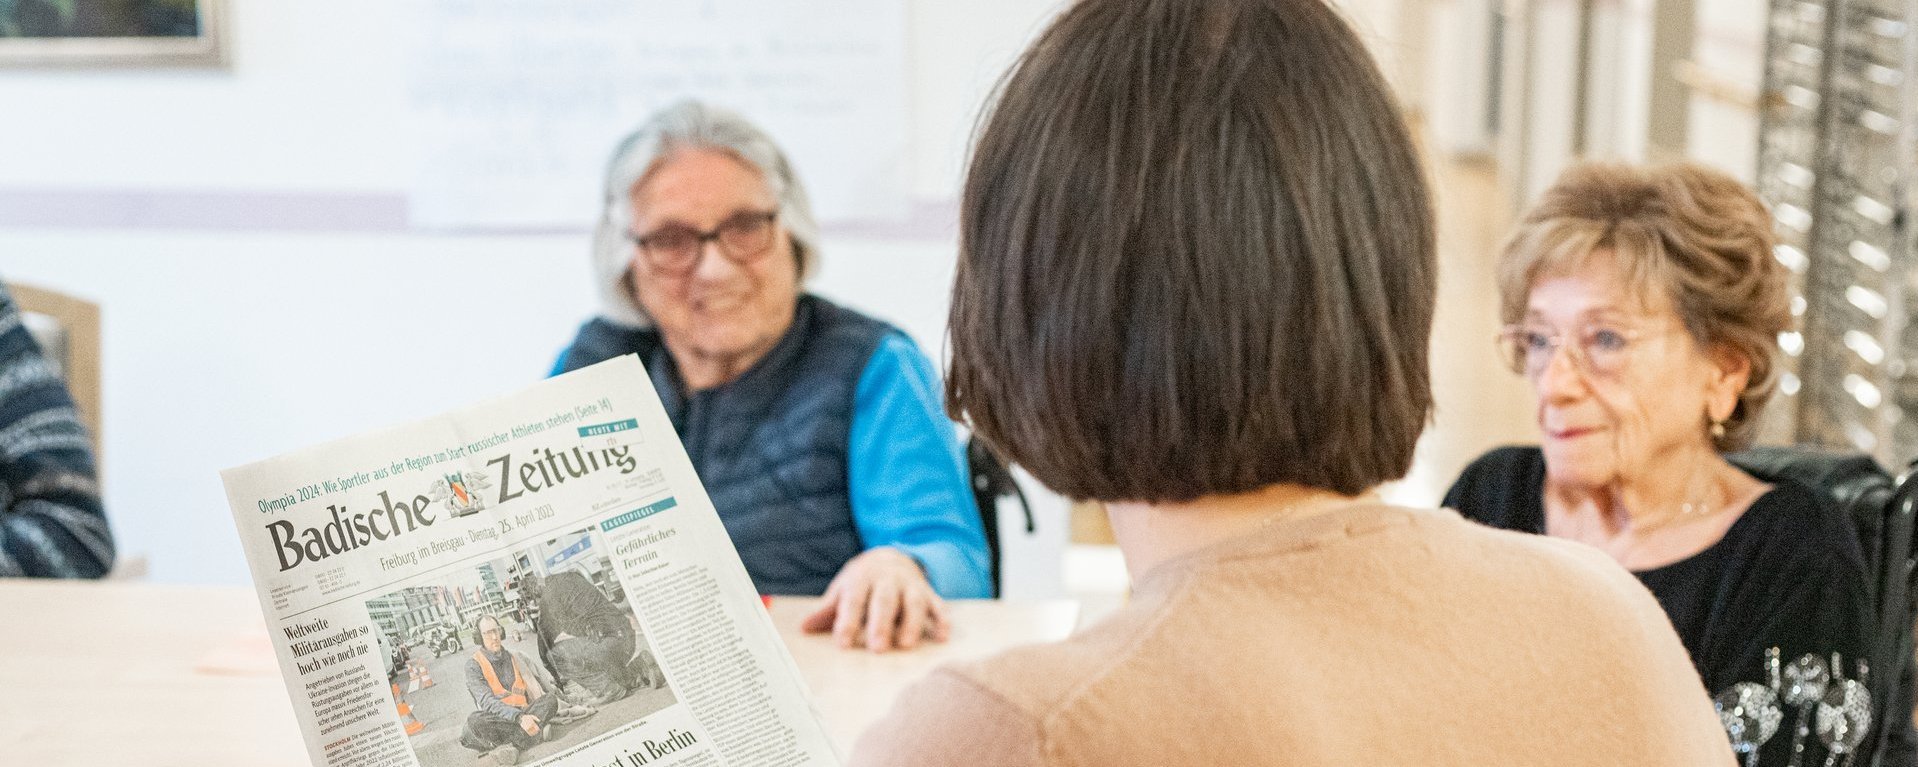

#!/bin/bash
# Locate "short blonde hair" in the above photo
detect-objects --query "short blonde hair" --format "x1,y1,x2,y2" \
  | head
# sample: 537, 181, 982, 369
1496, 161, 1790, 452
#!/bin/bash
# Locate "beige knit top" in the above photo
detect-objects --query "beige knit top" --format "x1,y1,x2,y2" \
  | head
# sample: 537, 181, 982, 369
851, 503, 1734, 766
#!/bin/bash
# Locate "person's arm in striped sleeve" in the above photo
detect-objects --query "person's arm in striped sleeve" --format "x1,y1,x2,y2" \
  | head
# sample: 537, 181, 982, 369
0, 281, 113, 578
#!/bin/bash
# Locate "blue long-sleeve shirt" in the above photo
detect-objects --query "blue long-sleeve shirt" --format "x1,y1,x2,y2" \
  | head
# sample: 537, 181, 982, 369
846, 332, 992, 598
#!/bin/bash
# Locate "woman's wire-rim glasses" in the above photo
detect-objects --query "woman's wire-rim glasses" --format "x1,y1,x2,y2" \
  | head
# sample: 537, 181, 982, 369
1496, 322, 1672, 379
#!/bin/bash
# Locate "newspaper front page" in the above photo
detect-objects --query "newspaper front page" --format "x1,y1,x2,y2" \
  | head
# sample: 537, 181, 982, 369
221, 356, 840, 767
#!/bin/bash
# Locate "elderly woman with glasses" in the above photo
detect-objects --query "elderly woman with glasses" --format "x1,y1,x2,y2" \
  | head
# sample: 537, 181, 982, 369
555, 100, 992, 653
1444, 162, 1873, 765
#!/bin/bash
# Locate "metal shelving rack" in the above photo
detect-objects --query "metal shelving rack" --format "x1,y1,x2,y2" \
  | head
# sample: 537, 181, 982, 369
1757, 0, 1918, 466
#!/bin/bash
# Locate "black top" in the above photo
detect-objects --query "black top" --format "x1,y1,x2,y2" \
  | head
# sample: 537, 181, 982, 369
1446, 446, 1874, 765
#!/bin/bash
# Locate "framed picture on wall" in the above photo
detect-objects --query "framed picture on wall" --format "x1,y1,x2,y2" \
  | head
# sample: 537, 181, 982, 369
0, 0, 225, 67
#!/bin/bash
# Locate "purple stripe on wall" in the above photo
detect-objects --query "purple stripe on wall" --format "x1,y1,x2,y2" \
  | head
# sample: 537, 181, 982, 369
823, 200, 958, 240
0, 188, 413, 232
0, 188, 959, 239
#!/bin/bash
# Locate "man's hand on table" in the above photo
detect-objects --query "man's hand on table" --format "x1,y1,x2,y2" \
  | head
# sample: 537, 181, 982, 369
800, 547, 950, 653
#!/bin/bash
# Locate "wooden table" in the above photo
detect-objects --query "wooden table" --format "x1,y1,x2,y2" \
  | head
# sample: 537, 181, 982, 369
0, 580, 1077, 764
0, 581, 305, 766
767, 596, 1080, 752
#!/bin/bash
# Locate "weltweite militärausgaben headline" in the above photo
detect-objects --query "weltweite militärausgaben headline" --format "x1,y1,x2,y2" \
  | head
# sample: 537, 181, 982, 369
261, 444, 640, 571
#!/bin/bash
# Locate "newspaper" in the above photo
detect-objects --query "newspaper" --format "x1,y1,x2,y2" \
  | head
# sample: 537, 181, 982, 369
222, 355, 840, 767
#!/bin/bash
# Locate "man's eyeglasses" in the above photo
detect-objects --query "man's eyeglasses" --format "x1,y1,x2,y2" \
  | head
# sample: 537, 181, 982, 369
1497, 322, 1670, 379
627, 210, 780, 275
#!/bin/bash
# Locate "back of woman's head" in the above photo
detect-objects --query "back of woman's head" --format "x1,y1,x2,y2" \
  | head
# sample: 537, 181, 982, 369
948, 0, 1436, 502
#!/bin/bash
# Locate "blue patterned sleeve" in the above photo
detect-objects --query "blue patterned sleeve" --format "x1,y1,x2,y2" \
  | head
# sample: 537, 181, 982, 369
848, 332, 993, 598
0, 283, 113, 578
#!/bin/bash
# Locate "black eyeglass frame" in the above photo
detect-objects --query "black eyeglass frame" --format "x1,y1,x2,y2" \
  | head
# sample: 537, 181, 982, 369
626, 210, 781, 274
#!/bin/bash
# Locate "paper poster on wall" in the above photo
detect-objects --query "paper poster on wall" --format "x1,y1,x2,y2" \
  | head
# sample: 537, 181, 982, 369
403, 0, 909, 231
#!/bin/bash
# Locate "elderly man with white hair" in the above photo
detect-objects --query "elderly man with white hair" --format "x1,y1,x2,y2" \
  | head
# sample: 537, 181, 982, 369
554, 100, 992, 653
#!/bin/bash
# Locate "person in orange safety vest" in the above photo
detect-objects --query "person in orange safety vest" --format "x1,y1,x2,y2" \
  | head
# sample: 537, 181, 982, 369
457, 614, 594, 766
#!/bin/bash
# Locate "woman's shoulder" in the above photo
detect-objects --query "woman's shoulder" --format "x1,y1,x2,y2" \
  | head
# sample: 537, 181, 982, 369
1443, 445, 1546, 530
1413, 510, 1723, 687
803, 294, 904, 342
558, 317, 661, 372
1452, 445, 1546, 487
789, 294, 919, 374
798, 296, 940, 388
1412, 504, 1647, 591
1721, 479, 1869, 578
941, 597, 1164, 712
849, 664, 1048, 766
849, 619, 1145, 767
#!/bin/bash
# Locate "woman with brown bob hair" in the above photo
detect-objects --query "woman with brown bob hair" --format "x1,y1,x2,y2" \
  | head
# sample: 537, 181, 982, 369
851, 0, 1729, 764
1445, 162, 1877, 766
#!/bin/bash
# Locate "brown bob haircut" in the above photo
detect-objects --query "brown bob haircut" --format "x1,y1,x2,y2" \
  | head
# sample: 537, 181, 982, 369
1496, 162, 1789, 452
947, 0, 1436, 502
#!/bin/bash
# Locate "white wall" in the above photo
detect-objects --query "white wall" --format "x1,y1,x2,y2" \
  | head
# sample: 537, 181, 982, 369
0, 0, 1070, 588
1425, 0, 1502, 155
1483, 0, 1757, 207
1335, 0, 1427, 113
1582, 0, 1659, 162
1, 0, 1066, 200
0, 0, 1418, 592
1498, 0, 1589, 206
1684, 0, 1763, 181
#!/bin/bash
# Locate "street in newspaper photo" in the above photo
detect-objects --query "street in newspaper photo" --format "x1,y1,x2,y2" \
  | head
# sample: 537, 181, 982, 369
371, 528, 676, 767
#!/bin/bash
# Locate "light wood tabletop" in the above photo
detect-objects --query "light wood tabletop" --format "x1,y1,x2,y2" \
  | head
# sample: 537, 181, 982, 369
766, 595, 1080, 754
0, 580, 306, 766
0, 580, 1078, 764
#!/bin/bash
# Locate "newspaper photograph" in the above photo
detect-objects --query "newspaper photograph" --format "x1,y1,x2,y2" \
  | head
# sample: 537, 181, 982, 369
221, 355, 840, 767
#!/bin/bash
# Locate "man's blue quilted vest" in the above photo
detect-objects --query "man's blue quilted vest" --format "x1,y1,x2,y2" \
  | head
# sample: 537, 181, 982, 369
559, 295, 889, 595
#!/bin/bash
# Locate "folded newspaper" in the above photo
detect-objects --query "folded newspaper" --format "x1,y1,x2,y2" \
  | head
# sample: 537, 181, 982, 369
222, 355, 841, 767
